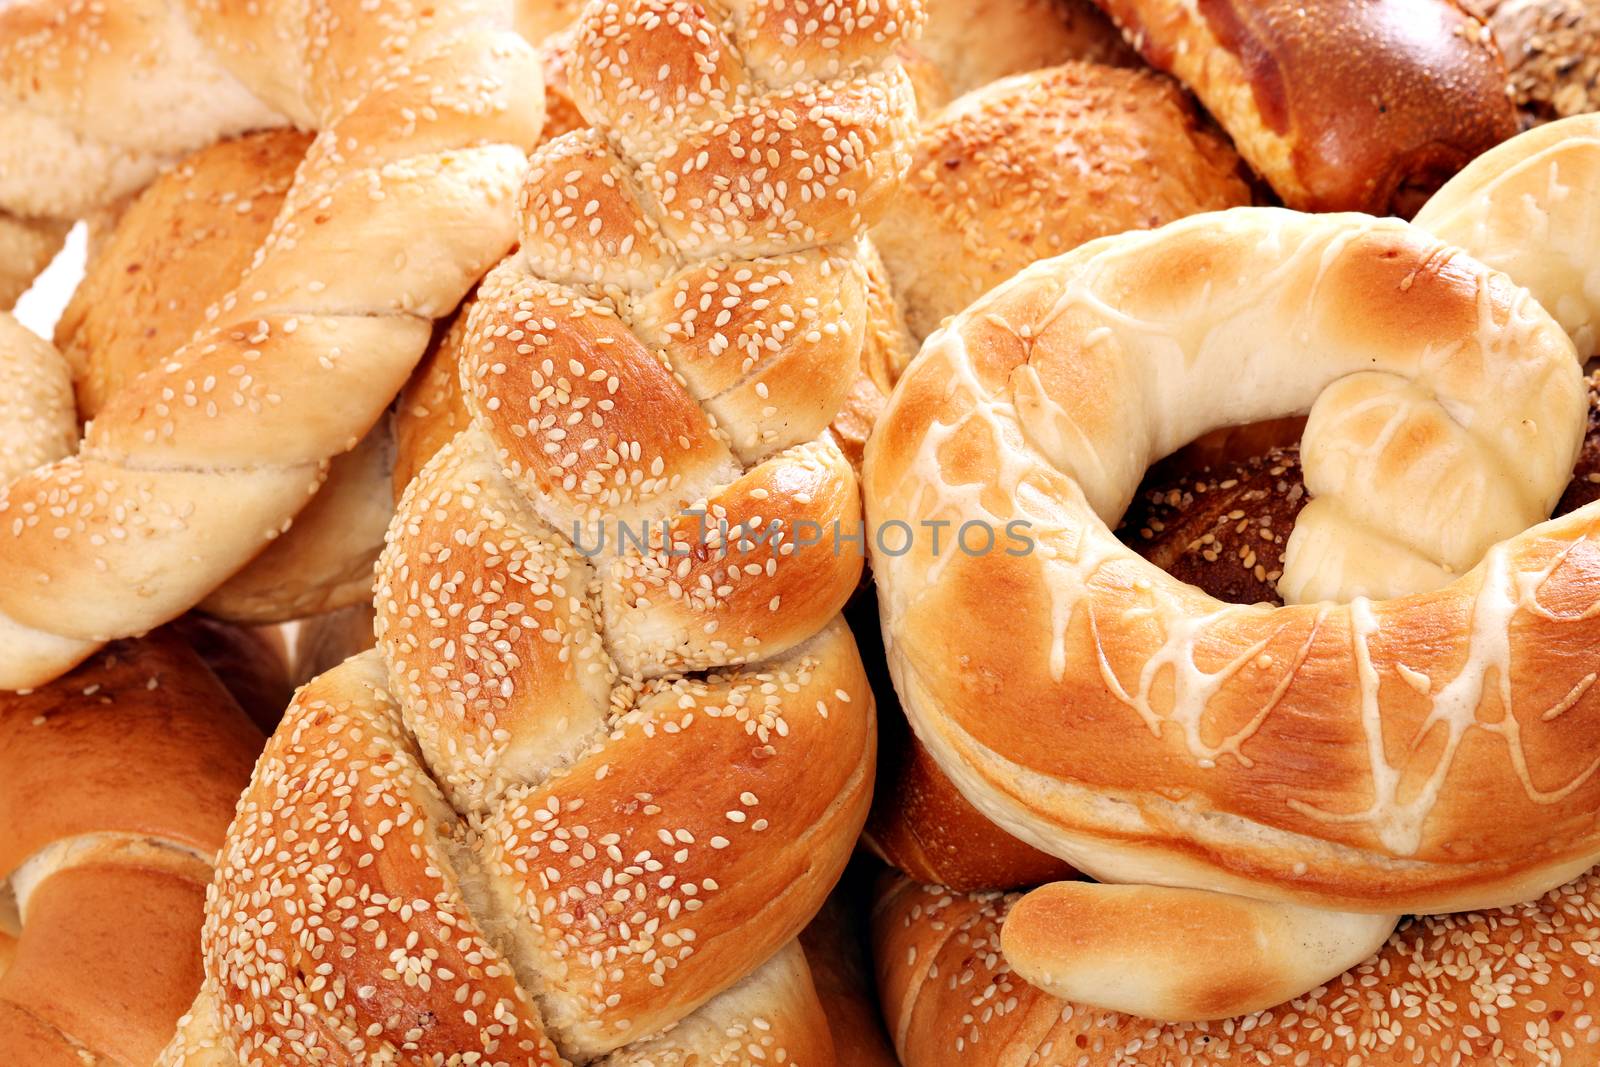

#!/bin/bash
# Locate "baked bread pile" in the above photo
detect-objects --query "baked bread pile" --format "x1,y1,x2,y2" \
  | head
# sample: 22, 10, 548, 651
0, 0, 543, 687
5, 0, 1600, 1065
157, 0, 923, 1062
865, 111, 1600, 1058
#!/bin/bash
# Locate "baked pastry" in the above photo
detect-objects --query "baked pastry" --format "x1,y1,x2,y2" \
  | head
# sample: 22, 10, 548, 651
874, 61, 1254, 345
0, 0, 545, 689
865, 114, 1600, 1023
1090, 0, 1519, 213
54, 129, 399, 624
902, 0, 1135, 111
0, 632, 263, 1065
161, 0, 923, 1062
875, 869, 1600, 1066
1466, 0, 1600, 127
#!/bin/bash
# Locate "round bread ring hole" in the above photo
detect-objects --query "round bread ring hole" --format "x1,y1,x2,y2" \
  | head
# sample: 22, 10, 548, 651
866, 205, 1600, 917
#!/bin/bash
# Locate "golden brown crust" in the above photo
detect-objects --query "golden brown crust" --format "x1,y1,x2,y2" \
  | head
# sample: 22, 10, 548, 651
4, 856, 211, 1065
1095, 0, 1519, 214
0, 632, 262, 1066
0, 635, 263, 878
866, 207, 1596, 914
876, 871, 1600, 1065
186, 2, 923, 1062
868, 727, 1078, 894
874, 62, 1253, 342
54, 129, 311, 418
0, 5, 546, 687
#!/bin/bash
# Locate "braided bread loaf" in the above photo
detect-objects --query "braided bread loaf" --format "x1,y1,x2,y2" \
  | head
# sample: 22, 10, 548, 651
865, 114, 1600, 1024
0, 632, 263, 1065
165, 1, 922, 1062
0, 0, 546, 689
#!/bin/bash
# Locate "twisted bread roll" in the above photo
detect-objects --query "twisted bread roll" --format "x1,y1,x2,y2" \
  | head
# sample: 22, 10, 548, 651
55, 129, 400, 625
0, 0, 546, 689
0, 633, 263, 1066
876, 871, 1600, 1065
169, 1, 923, 1061
867, 118, 1600, 1023
1090, 0, 1519, 213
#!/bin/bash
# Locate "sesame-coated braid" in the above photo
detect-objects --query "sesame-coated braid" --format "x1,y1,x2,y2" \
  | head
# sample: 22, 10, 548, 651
166, 2, 924, 1064
0, 0, 546, 689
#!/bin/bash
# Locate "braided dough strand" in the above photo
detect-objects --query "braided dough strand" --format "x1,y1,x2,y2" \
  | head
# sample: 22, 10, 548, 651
170, 1, 924, 1062
0, 3, 545, 689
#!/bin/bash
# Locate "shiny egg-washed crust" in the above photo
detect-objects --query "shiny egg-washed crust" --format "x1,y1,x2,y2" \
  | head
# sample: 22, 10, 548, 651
0, 633, 262, 1066
1092, 0, 1518, 214
1415, 113, 1600, 360
55, 129, 399, 625
876, 872, 1600, 1066
867, 695, 1077, 894
869, 385, 1600, 896
866, 201, 1600, 918
874, 61, 1253, 344
173, 1, 925, 1062
0, 0, 547, 688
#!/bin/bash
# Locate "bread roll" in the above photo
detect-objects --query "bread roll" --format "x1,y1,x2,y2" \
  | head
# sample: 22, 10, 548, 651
904, 0, 1135, 110
54, 129, 398, 625
0, 632, 262, 1065
0, 1, 545, 688
876, 870, 1600, 1065
874, 62, 1253, 343
166, 2, 926, 1062
1093, 0, 1519, 213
